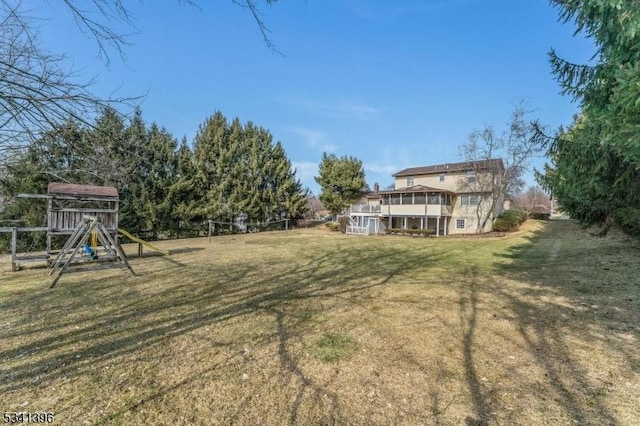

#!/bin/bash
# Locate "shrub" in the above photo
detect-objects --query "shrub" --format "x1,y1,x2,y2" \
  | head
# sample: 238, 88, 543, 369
493, 209, 528, 232
529, 212, 551, 220
615, 207, 640, 237
500, 209, 528, 224
325, 222, 340, 232
492, 218, 517, 232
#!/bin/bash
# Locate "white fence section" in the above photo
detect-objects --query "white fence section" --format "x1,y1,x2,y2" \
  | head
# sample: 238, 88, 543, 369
346, 225, 369, 235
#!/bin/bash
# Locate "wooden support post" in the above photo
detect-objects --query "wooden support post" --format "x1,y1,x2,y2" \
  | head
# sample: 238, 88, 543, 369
285, 219, 288, 235
46, 233, 52, 260
100, 224, 135, 276
50, 227, 93, 288
49, 219, 87, 274
95, 229, 114, 257
436, 217, 440, 236
208, 220, 212, 243
11, 227, 17, 272
138, 242, 143, 258
47, 197, 52, 260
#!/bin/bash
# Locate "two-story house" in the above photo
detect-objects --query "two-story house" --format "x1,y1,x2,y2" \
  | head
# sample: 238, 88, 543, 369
349, 158, 505, 235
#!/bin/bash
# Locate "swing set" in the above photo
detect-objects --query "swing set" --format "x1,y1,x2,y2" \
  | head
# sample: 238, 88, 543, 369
48, 214, 133, 288
2, 183, 139, 287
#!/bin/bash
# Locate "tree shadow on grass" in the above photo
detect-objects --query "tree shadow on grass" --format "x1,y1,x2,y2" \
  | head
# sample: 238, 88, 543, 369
0, 240, 444, 422
457, 270, 493, 426
471, 219, 640, 424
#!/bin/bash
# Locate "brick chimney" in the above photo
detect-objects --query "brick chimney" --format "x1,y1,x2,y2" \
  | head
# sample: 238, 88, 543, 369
373, 182, 379, 193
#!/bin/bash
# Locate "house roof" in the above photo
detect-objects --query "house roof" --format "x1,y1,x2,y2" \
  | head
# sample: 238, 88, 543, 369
377, 185, 453, 195
393, 158, 504, 177
47, 183, 119, 199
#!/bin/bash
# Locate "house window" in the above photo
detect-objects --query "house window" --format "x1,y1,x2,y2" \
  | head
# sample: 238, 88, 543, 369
460, 195, 479, 206
427, 194, 441, 204
401, 193, 413, 205
466, 170, 477, 183
456, 219, 466, 229
439, 173, 445, 182
406, 176, 414, 187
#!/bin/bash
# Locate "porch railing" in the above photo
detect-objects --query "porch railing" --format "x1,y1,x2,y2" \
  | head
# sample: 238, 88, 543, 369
349, 204, 381, 213
346, 225, 369, 235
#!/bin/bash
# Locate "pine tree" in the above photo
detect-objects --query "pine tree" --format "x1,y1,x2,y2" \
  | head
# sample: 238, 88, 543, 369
193, 111, 228, 220
143, 123, 177, 237
191, 111, 307, 227
169, 137, 200, 228
118, 107, 148, 233
540, 0, 640, 235
315, 153, 366, 215
91, 106, 128, 186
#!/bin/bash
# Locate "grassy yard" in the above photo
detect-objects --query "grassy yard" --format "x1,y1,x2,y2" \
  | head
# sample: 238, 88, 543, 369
0, 220, 638, 425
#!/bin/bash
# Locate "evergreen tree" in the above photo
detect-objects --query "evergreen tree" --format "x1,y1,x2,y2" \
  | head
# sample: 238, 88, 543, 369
90, 106, 128, 186
191, 111, 306, 226
193, 111, 228, 220
117, 107, 147, 233
2, 106, 306, 242
540, 1, 640, 235
169, 137, 200, 226
315, 153, 366, 215
142, 123, 177, 237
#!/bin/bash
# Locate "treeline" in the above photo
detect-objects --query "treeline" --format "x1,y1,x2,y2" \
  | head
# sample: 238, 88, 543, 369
0, 107, 307, 239
539, 1, 640, 237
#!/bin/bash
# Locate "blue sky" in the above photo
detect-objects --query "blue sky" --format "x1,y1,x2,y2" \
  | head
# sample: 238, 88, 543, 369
36, 0, 595, 194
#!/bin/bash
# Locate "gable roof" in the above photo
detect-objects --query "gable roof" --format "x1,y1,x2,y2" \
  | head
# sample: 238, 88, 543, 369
377, 184, 453, 195
393, 158, 504, 177
47, 183, 119, 199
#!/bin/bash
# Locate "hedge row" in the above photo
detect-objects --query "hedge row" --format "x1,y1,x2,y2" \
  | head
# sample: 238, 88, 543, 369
492, 209, 529, 232
529, 212, 551, 220
385, 228, 436, 236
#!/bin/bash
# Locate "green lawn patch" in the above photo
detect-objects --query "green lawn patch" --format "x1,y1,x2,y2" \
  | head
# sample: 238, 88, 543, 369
311, 332, 358, 363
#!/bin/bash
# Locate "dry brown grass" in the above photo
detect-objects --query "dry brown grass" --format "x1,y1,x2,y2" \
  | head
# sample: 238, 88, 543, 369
0, 220, 638, 425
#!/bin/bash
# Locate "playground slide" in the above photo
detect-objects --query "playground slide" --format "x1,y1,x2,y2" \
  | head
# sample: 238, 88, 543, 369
117, 228, 170, 256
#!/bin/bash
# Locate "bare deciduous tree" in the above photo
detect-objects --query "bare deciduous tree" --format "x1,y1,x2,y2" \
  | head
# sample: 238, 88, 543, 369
512, 185, 551, 213
458, 102, 546, 233
0, 1, 135, 163
0, 0, 278, 163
